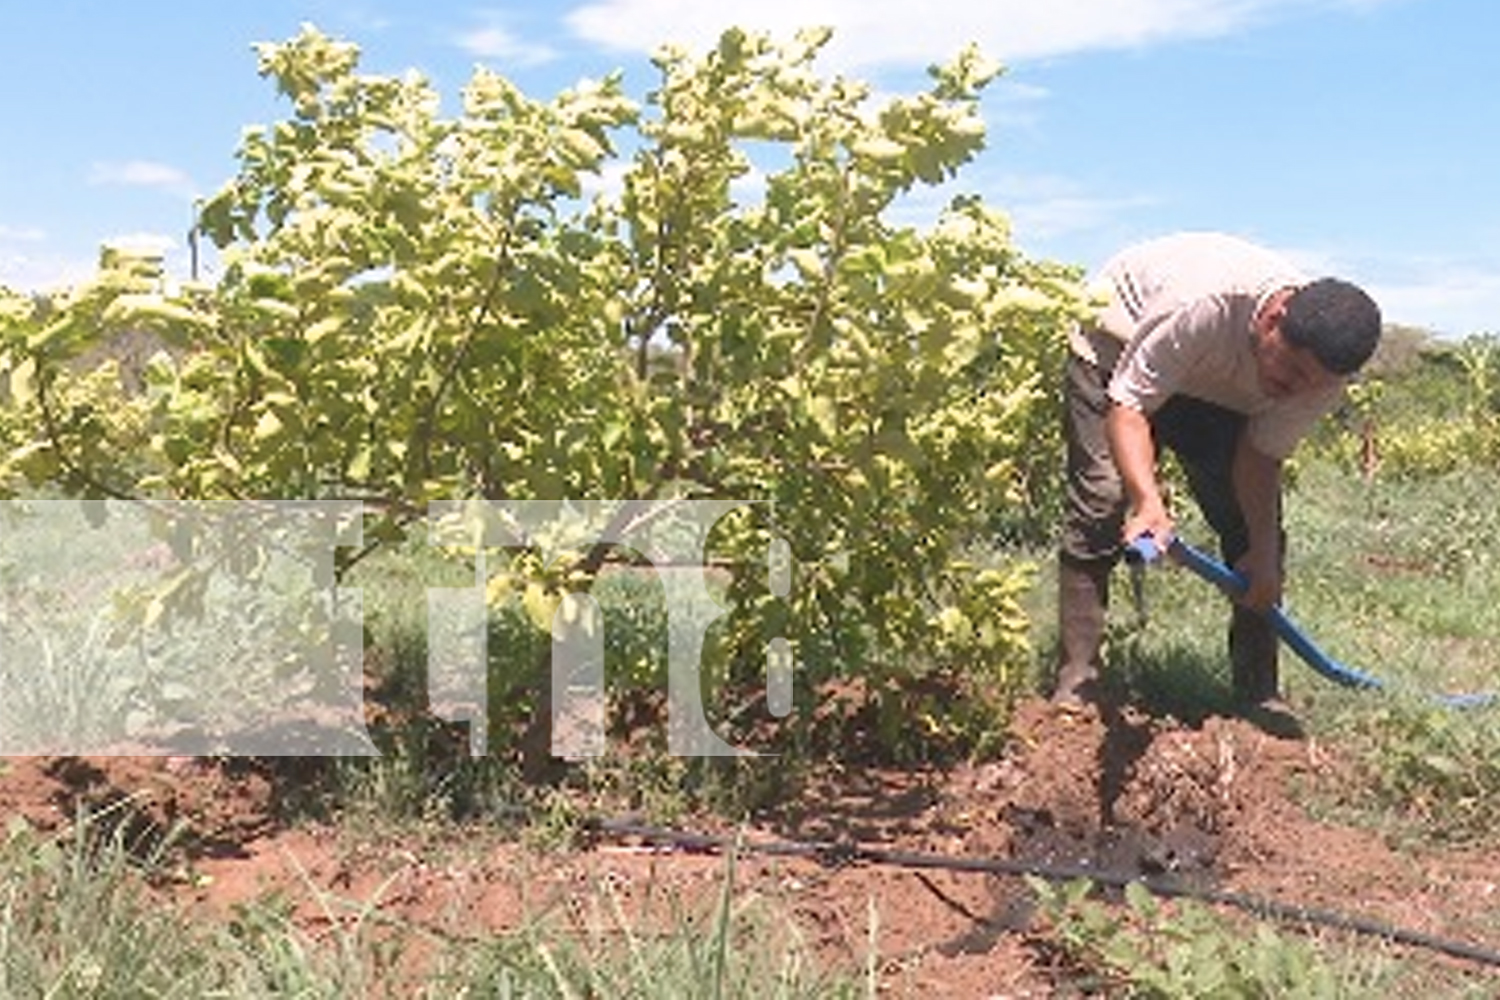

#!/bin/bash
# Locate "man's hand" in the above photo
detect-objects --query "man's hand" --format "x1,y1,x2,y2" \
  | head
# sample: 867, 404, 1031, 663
1122, 493, 1175, 553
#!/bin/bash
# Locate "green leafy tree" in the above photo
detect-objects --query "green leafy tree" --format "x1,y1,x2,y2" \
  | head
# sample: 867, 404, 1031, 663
0, 25, 1088, 760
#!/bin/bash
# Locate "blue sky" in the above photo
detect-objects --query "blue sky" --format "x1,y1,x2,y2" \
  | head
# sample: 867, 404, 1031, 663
2, 0, 1497, 338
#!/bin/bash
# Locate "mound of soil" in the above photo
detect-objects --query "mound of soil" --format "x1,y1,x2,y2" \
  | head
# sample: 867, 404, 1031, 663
3, 698, 1498, 995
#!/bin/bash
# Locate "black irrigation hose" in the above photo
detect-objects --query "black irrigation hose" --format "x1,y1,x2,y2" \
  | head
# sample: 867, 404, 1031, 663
584, 816, 1500, 971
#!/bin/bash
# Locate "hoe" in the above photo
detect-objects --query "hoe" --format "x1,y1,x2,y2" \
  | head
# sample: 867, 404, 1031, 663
1126, 534, 1494, 709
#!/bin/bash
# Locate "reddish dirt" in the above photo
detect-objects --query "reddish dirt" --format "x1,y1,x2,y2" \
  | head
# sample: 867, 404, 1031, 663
4, 698, 1499, 996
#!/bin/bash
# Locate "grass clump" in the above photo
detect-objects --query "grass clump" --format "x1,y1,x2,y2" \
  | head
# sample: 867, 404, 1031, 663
0, 804, 862, 999
1026, 876, 1495, 999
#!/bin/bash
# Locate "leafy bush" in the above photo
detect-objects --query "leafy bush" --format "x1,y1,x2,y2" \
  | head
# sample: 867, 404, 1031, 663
0, 25, 1090, 763
1311, 333, 1500, 480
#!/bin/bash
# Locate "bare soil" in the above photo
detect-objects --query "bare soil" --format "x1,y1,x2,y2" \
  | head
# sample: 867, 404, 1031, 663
4, 697, 1499, 996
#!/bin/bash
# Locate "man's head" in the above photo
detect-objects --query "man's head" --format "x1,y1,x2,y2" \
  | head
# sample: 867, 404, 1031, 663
1281, 278, 1382, 375
1253, 278, 1382, 397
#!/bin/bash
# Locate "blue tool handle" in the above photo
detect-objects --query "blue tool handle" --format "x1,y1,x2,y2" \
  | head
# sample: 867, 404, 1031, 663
1123, 534, 1164, 565
1127, 534, 1384, 690
1125, 533, 1492, 707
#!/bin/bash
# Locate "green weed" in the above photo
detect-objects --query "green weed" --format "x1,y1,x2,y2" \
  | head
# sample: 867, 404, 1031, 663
1028, 877, 1419, 999
0, 805, 862, 998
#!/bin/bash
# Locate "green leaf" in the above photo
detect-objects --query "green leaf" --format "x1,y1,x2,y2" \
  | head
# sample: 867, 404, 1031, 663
254, 408, 285, 441
8, 356, 36, 407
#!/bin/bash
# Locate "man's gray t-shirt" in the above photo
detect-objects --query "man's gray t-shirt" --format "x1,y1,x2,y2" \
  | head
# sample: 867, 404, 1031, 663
1069, 232, 1348, 460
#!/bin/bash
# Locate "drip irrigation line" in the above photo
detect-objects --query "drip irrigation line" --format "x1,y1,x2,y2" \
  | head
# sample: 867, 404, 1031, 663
584, 816, 1500, 970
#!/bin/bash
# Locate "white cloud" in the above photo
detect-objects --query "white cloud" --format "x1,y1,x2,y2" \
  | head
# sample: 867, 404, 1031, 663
324, 1, 392, 33
1002, 81, 1051, 101
103, 232, 178, 257
453, 15, 558, 66
580, 160, 630, 202
1271, 244, 1347, 278
0, 232, 184, 295
88, 160, 197, 198
0, 249, 94, 294
1285, 244, 1500, 339
1013, 194, 1153, 240
1368, 267, 1500, 340
0, 225, 46, 243
981, 172, 1157, 240
563, 0, 1392, 69
990, 80, 1050, 130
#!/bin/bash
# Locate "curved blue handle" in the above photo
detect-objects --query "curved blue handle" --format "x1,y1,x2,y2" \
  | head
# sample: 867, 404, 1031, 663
1127, 534, 1492, 708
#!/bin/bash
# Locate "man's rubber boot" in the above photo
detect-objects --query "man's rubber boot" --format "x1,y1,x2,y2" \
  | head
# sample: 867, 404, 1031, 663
1052, 555, 1112, 710
1229, 605, 1302, 738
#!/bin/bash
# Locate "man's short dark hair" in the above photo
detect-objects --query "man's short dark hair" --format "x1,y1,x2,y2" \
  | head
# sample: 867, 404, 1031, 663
1281, 277, 1382, 375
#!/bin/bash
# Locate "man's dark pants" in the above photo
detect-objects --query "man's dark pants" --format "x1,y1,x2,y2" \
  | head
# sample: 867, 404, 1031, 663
1055, 352, 1281, 705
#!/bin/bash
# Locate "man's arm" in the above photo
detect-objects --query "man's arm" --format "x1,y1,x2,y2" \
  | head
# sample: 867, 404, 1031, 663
1231, 434, 1283, 610
1107, 402, 1175, 548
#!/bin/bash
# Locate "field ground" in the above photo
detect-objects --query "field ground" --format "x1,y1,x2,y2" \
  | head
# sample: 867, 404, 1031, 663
3, 689, 1498, 996
3, 462, 1500, 994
